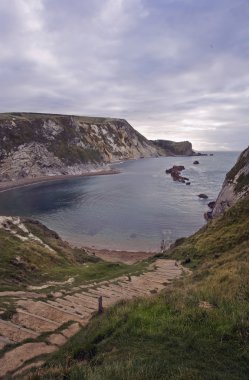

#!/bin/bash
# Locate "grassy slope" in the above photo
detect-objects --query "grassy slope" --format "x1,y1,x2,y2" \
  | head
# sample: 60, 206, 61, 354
28, 196, 249, 380
0, 220, 147, 292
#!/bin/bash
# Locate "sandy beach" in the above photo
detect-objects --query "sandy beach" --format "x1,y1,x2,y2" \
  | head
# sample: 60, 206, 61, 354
86, 247, 157, 264
0, 169, 120, 193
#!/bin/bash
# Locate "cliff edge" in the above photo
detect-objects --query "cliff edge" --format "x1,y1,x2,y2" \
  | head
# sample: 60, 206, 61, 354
212, 146, 249, 217
152, 139, 195, 156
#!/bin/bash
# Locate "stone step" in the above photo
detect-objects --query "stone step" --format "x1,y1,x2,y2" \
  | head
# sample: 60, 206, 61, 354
0, 342, 57, 378
0, 319, 38, 343
87, 288, 124, 301
141, 274, 173, 284
97, 285, 130, 297
105, 285, 146, 298
73, 292, 99, 306
65, 295, 97, 312
154, 268, 182, 275
73, 292, 114, 308
19, 300, 82, 323
11, 309, 60, 333
46, 300, 86, 318
115, 284, 150, 295
53, 298, 90, 316
79, 290, 100, 298
0, 335, 14, 350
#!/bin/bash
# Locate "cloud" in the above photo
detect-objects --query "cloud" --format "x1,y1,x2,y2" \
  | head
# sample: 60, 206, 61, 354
0, 0, 248, 150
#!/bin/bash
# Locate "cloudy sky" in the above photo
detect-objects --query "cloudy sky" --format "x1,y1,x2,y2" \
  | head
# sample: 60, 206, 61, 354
0, 0, 248, 150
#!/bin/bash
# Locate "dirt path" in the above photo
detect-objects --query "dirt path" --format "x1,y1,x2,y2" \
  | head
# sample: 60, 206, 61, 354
0, 259, 186, 379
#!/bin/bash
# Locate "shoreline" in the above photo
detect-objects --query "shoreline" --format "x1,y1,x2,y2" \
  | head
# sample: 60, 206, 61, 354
85, 247, 158, 264
0, 169, 120, 193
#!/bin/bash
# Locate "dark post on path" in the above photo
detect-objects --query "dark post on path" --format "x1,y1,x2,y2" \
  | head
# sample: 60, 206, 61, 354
98, 296, 103, 314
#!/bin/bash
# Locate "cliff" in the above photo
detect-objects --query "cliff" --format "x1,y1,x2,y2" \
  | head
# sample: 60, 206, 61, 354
212, 146, 249, 217
0, 112, 160, 182
152, 139, 195, 156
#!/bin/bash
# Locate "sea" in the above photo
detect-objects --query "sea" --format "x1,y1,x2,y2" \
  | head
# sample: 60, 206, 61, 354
0, 152, 239, 252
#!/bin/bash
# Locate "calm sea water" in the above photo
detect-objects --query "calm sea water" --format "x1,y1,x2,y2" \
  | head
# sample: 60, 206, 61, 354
0, 152, 239, 251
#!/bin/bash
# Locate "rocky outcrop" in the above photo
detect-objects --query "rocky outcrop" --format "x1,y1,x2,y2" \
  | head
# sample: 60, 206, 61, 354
0, 113, 160, 182
165, 165, 189, 183
153, 140, 194, 156
212, 147, 249, 217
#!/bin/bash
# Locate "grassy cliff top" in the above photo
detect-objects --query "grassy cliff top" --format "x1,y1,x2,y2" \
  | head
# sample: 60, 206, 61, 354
0, 112, 125, 124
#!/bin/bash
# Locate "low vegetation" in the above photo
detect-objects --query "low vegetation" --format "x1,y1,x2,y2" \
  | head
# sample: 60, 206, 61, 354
0, 219, 147, 291
26, 196, 249, 379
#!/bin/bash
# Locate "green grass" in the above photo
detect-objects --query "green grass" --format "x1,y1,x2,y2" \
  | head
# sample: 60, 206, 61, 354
26, 196, 249, 380
0, 220, 147, 291
235, 172, 249, 193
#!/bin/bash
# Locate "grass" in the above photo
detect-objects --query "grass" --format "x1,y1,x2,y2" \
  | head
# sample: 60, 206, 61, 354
25, 195, 249, 380
0, 219, 147, 291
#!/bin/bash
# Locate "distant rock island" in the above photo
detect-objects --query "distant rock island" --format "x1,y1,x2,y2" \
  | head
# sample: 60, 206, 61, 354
0, 112, 200, 183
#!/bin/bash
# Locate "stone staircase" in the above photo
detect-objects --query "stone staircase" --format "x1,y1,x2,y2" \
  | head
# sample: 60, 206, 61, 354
0, 259, 184, 379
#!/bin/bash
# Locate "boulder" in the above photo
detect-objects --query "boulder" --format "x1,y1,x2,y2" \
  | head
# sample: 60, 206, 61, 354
165, 165, 187, 183
198, 194, 208, 199
207, 201, 215, 209
193, 161, 199, 165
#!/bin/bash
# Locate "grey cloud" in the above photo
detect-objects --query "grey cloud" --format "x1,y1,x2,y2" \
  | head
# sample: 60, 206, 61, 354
0, 0, 248, 150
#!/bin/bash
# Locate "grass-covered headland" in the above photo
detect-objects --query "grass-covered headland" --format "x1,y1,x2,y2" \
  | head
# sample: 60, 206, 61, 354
27, 195, 249, 380
0, 219, 147, 292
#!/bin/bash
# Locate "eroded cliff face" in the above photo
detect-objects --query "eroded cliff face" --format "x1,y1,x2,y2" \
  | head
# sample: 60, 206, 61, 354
152, 140, 194, 156
0, 113, 159, 181
212, 147, 249, 217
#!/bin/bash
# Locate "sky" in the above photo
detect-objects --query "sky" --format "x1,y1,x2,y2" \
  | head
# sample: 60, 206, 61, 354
0, 0, 248, 150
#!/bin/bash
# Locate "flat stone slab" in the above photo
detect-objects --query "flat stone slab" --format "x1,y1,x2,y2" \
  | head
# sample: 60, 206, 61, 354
0, 319, 38, 343
12, 309, 60, 333
0, 342, 57, 378
47, 333, 67, 346
62, 322, 81, 338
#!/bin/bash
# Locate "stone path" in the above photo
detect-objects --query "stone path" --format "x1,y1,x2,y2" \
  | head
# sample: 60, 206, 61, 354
0, 259, 185, 379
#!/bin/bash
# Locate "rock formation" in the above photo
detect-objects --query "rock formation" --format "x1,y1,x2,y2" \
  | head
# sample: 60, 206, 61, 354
153, 140, 195, 156
165, 165, 189, 183
212, 147, 249, 217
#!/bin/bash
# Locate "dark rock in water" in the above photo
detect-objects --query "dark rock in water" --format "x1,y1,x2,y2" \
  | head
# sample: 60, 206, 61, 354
165, 165, 187, 184
198, 193, 208, 199
193, 160, 199, 165
165, 165, 185, 174
210, 153, 214, 156
208, 201, 215, 209
195, 152, 208, 156
186, 182, 191, 185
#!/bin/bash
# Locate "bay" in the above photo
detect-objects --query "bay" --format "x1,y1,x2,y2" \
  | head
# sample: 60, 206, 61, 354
0, 152, 239, 251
